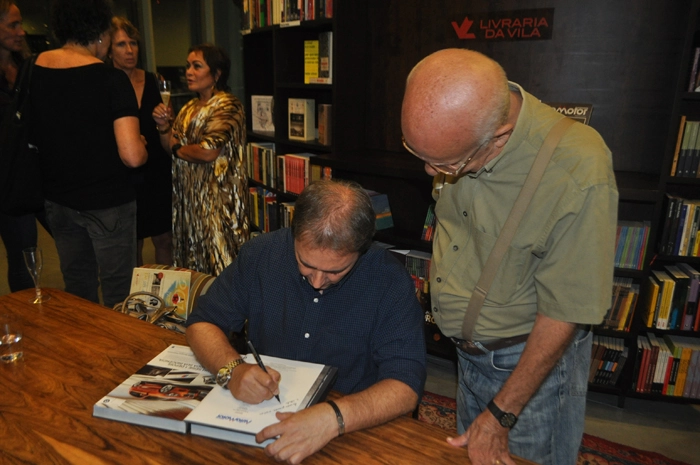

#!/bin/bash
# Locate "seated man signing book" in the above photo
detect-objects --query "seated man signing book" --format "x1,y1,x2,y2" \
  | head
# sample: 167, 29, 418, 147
186, 179, 426, 464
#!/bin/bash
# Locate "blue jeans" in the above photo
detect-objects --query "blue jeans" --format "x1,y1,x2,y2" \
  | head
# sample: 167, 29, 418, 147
44, 200, 136, 308
0, 211, 51, 292
456, 328, 591, 465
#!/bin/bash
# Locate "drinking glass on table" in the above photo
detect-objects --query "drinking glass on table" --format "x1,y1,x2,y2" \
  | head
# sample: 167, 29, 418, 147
0, 313, 23, 363
23, 247, 50, 304
159, 80, 172, 107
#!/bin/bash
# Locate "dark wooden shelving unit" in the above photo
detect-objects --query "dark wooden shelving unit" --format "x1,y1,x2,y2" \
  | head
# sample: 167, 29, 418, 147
240, 1, 700, 402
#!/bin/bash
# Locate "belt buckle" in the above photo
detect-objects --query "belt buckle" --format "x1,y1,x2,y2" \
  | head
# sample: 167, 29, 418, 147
452, 337, 485, 355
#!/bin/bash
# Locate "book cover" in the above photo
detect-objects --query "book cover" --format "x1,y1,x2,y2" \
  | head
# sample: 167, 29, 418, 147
365, 190, 394, 230
659, 195, 681, 254
93, 344, 214, 433
309, 31, 332, 84
635, 335, 650, 393
678, 121, 699, 177
651, 270, 675, 329
303, 40, 319, 84
677, 263, 700, 330
288, 98, 316, 141
130, 268, 191, 320
663, 335, 684, 396
283, 152, 316, 194
251, 95, 275, 133
670, 116, 687, 176
672, 203, 689, 255
646, 333, 662, 394
94, 345, 338, 442
643, 274, 661, 328
317, 103, 332, 146
685, 204, 700, 255
664, 265, 690, 330
617, 283, 639, 332
186, 355, 337, 447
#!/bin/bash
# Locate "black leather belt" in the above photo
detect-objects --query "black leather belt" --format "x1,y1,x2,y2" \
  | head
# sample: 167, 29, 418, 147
451, 334, 529, 355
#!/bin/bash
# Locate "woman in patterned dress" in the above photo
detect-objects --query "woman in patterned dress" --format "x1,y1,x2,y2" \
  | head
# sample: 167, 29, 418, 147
152, 44, 249, 276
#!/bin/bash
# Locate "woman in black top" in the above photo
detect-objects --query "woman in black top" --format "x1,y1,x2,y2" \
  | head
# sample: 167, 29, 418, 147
0, 0, 50, 292
109, 17, 173, 267
29, 0, 147, 307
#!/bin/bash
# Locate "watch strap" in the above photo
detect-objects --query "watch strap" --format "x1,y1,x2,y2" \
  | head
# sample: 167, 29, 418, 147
487, 399, 518, 428
223, 358, 245, 373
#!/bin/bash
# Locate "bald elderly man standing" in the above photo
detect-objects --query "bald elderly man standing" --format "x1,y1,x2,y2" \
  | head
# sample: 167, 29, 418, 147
401, 48, 618, 465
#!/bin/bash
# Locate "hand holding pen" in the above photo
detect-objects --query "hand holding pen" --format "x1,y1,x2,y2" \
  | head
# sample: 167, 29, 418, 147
247, 340, 281, 403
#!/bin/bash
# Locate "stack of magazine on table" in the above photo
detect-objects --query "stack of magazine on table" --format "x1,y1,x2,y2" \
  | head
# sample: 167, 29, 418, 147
93, 344, 337, 447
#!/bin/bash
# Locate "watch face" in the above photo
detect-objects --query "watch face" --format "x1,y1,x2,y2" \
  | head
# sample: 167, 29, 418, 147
216, 367, 231, 386
500, 413, 517, 428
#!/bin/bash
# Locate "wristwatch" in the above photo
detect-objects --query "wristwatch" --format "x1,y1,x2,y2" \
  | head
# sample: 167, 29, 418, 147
487, 399, 518, 429
215, 358, 245, 387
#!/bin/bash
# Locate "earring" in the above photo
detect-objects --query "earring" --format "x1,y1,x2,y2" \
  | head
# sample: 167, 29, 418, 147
98, 38, 102, 44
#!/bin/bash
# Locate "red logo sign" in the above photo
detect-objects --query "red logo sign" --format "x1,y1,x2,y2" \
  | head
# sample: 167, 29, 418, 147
452, 9, 554, 41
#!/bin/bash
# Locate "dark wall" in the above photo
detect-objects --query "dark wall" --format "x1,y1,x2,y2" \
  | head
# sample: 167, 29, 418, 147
366, 0, 691, 175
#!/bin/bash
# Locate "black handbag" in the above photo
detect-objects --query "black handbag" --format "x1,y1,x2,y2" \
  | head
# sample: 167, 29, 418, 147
0, 54, 43, 216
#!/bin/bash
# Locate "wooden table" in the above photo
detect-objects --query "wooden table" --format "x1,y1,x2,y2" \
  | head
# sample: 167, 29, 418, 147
0, 289, 535, 464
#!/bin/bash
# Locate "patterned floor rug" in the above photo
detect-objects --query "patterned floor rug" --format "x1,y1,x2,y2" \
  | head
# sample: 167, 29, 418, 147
417, 391, 692, 465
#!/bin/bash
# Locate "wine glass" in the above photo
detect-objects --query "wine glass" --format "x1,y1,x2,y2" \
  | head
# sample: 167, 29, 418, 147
23, 247, 50, 304
159, 80, 172, 107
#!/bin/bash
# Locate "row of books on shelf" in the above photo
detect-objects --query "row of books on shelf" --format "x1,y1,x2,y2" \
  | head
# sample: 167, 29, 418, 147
659, 194, 700, 256
248, 187, 296, 233
304, 31, 333, 85
251, 96, 332, 145
601, 278, 639, 332
633, 333, 700, 399
246, 142, 331, 194
242, 0, 333, 30
670, 116, 700, 178
614, 221, 649, 270
589, 335, 627, 387
645, 264, 700, 331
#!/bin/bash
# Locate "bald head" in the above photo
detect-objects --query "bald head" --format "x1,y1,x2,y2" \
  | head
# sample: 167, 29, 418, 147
401, 49, 510, 163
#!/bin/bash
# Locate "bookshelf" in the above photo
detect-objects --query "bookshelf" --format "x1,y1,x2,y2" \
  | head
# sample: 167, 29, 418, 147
620, 0, 700, 406
240, 1, 700, 389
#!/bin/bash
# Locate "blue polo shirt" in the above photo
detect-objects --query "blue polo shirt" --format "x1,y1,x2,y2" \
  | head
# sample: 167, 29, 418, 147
187, 228, 426, 396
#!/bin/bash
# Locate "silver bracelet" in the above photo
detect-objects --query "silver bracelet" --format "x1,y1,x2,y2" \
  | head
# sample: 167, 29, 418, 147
326, 400, 345, 436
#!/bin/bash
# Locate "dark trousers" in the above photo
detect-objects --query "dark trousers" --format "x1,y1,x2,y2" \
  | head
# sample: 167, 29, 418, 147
0, 210, 51, 292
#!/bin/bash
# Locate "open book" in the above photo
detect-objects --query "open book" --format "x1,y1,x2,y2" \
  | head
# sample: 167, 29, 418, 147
93, 345, 337, 446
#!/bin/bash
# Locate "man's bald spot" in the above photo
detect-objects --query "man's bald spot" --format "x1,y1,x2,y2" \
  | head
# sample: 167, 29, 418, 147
401, 49, 509, 160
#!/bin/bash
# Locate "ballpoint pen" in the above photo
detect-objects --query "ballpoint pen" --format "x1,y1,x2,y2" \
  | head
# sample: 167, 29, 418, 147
247, 340, 281, 403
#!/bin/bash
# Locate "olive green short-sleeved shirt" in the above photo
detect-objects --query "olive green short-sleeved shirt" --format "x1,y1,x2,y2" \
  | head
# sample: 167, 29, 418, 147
430, 83, 618, 341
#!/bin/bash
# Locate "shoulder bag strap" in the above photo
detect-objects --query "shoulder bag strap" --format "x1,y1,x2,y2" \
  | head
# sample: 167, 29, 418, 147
461, 117, 576, 341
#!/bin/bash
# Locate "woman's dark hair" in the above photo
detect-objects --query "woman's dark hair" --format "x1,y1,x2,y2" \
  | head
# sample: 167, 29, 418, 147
51, 0, 113, 46
188, 43, 231, 91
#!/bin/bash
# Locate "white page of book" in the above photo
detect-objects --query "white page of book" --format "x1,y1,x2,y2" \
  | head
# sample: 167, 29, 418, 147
185, 354, 325, 434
